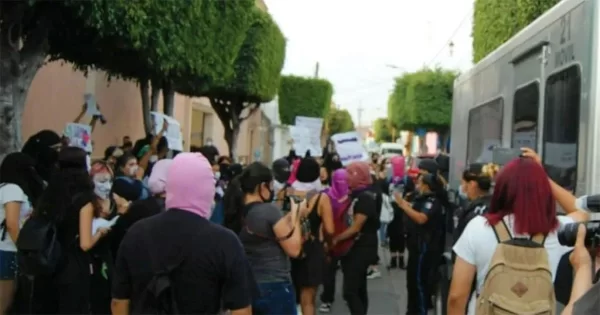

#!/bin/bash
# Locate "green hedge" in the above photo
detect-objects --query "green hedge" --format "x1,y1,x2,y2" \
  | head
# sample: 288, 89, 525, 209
278, 75, 333, 125
472, 0, 559, 62
388, 68, 456, 132
327, 107, 355, 135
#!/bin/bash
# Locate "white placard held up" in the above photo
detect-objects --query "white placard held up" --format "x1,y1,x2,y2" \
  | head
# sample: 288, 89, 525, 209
150, 112, 183, 151
64, 123, 93, 153
84, 94, 101, 117
331, 131, 368, 166
295, 116, 323, 156
289, 126, 312, 156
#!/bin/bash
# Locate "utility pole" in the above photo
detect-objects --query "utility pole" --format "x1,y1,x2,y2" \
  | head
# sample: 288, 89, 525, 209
357, 101, 364, 128
314, 62, 320, 78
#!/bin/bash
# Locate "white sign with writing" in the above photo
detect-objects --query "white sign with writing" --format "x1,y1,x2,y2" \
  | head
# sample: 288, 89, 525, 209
331, 131, 368, 165
64, 123, 93, 153
150, 112, 183, 151
289, 126, 312, 156
295, 116, 323, 156
513, 130, 536, 149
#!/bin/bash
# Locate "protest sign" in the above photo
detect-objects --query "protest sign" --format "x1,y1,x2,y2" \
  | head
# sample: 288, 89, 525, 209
289, 126, 312, 156
295, 116, 323, 156
331, 131, 368, 165
64, 123, 93, 152
150, 112, 183, 151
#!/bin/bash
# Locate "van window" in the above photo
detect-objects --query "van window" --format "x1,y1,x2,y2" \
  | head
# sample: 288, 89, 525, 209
543, 66, 581, 191
466, 98, 504, 164
512, 82, 539, 149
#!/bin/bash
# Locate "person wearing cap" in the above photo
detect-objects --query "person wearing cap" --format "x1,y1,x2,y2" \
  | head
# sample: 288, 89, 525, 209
394, 169, 445, 315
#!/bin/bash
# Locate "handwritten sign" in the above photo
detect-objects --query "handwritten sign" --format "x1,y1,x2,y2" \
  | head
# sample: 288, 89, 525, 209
331, 131, 368, 165
84, 94, 101, 117
64, 123, 92, 152
289, 126, 312, 156
295, 116, 323, 156
150, 112, 183, 151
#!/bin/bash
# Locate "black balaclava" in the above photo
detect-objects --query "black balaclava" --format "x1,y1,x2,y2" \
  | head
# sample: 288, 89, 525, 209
21, 130, 61, 182
272, 158, 291, 184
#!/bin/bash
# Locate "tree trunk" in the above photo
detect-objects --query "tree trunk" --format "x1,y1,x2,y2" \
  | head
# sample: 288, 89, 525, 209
150, 78, 160, 112
0, 20, 49, 161
162, 80, 175, 116
139, 79, 152, 136
223, 124, 240, 160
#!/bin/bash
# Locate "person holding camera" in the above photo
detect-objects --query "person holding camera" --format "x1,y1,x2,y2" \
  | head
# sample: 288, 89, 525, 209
560, 224, 600, 315
447, 148, 590, 315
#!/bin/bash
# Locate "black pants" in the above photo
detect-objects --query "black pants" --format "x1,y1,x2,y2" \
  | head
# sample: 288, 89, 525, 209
321, 257, 339, 303
406, 242, 433, 315
341, 246, 372, 315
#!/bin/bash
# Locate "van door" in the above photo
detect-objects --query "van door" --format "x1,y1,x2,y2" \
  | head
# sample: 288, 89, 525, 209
510, 43, 550, 153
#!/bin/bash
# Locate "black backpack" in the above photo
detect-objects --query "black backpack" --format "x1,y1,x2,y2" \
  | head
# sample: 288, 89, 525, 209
132, 231, 182, 314
16, 214, 61, 276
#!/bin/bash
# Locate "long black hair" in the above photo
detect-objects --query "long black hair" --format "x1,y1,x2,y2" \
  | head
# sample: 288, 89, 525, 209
223, 162, 272, 233
115, 151, 136, 177
21, 130, 61, 182
35, 147, 99, 220
0, 152, 44, 208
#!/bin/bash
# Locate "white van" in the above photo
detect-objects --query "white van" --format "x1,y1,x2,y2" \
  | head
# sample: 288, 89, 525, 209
378, 142, 404, 159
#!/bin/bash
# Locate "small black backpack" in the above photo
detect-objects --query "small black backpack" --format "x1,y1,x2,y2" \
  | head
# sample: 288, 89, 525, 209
16, 214, 62, 276
132, 232, 182, 314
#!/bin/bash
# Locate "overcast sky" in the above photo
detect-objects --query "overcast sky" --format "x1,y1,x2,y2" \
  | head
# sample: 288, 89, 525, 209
265, 0, 475, 126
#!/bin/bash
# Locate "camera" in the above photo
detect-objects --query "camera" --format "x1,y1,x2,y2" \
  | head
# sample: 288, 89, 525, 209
558, 221, 600, 247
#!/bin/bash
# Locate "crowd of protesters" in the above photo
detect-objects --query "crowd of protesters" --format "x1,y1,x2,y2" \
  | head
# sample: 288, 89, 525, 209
1, 122, 599, 315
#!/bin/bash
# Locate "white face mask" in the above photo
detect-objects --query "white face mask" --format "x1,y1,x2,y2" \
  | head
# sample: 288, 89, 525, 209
94, 181, 112, 199
129, 165, 139, 176
215, 172, 221, 180
459, 186, 468, 199
149, 155, 159, 163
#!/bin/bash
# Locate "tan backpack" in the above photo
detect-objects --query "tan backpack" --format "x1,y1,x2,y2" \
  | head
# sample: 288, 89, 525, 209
476, 221, 556, 315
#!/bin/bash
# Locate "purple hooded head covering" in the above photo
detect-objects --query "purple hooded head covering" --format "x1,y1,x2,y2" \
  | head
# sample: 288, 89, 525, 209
166, 153, 215, 218
325, 169, 350, 216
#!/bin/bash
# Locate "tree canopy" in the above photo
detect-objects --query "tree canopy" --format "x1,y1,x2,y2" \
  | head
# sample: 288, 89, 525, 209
177, 8, 286, 157
278, 75, 333, 125
373, 118, 393, 143
327, 107, 355, 136
472, 0, 559, 62
387, 68, 456, 133
0, 0, 286, 160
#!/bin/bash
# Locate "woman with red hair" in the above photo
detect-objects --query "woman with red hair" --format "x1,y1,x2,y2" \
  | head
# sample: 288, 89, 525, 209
447, 148, 589, 315
333, 161, 382, 315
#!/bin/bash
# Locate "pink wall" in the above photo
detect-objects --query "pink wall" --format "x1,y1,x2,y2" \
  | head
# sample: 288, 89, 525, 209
22, 61, 261, 159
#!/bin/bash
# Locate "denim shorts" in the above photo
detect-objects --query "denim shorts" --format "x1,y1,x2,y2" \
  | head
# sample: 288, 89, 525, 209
0, 250, 17, 280
252, 281, 297, 315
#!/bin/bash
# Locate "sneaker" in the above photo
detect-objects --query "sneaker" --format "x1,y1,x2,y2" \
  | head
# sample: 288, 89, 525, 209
366, 268, 381, 279
319, 303, 332, 313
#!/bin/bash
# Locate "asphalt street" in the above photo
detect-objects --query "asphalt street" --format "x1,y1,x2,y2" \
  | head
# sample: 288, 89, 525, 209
317, 255, 408, 315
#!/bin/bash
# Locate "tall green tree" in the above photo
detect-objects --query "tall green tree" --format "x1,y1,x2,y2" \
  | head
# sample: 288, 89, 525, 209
472, 0, 559, 62
327, 107, 355, 136
278, 76, 333, 125
373, 118, 393, 143
178, 9, 286, 158
387, 68, 456, 148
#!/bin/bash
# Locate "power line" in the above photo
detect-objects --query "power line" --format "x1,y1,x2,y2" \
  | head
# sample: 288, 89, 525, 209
426, 9, 472, 66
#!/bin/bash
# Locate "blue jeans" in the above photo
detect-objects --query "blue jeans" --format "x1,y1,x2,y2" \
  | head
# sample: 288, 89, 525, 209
252, 281, 297, 315
0, 250, 17, 280
379, 222, 389, 243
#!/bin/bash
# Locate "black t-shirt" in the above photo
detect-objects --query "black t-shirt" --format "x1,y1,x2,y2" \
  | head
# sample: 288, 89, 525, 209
112, 209, 254, 313
109, 197, 163, 258
351, 186, 382, 248
57, 191, 96, 247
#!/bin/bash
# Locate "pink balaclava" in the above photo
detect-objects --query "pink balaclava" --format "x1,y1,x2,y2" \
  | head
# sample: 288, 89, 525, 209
166, 153, 215, 218
390, 156, 406, 179
148, 159, 173, 195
